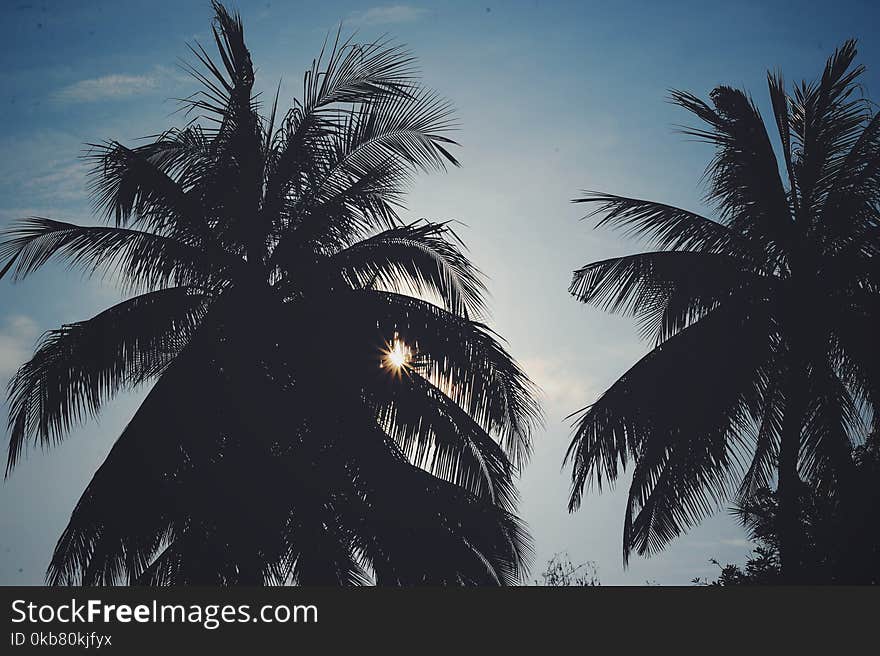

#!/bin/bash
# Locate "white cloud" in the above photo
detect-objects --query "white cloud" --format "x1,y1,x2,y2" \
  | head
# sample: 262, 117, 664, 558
52, 73, 160, 104
348, 5, 428, 26
521, 355, 596, 414
0, 131, 90, 205
23, 161, 91, 203
681, 537, 754, 550
0, 315, 39, 383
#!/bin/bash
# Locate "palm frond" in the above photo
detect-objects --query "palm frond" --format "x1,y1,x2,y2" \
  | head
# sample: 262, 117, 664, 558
623, 422, 743, 561
179, 1, 266, 262
767, 70, 799, 215
819, 111, 880, 249
737, 379, 783, 504
284, 90, 457, 225
336, 88, 460, 174
0, 217, 227, 292
182, 1, 255, 123
370, 371, 517, 510
799, 355, 862, 484
303, 31, 417, 110
570, 250, 757, 344
564, 301, 773, 527
261, 36, 417, 226
565, 288, 784, 560
670, 87, 792, 255
348, 290, 542, 467
350, 436, 532, 585
332, 220, 488, 319
47, 312, 297, 585
790, 40, 871, 213
271, 157, 408, 259
287, 532, 372, 586
85, 138, 218, 250
6, 287, 208, 474
574, 192, 744, 255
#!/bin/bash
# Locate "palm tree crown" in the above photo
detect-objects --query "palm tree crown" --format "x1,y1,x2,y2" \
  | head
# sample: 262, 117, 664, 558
0, 2, 541, 585
565, 41, 878, 580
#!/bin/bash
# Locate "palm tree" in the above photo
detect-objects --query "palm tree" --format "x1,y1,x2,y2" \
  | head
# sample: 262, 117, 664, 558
699, 430, 880, 584
565, 41, 879, 582
0, 2, 540, 585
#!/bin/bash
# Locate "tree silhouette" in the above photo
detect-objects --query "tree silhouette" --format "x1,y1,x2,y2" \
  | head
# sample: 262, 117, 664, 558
535, 552, 600, 586
565, 41, 879, 582
696, 429, 880, 585
0, 2, 541, 585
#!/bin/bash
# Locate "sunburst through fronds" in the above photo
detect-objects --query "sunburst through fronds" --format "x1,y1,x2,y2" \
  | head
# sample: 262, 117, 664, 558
381, 333, 412, 374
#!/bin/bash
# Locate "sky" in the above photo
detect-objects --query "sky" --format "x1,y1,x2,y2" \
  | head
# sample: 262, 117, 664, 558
1, 0, 879, 586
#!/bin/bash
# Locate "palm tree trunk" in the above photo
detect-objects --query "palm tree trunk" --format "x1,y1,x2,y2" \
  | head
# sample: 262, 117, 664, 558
778, 356, 807, 584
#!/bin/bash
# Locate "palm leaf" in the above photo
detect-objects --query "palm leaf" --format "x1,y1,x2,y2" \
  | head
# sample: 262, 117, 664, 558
370, 370, 517, 510
347, 289, 541, 467
670, 87, 792, 258
331, 220, 487, 319
6, 287, 208, 474
0, 217, 227, 292
570, 250, 757, 343
565, 300, 773, 546
573, 192, 745, 255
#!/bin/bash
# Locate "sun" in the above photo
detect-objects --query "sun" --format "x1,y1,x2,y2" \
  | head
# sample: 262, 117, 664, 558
381, 335, 412, 372
387, 343, 407, 368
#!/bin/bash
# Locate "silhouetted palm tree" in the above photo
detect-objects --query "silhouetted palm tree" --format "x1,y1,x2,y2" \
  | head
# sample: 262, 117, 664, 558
699, 430, 880, 584
0, 2, 540, 585
565, 41, 878, 582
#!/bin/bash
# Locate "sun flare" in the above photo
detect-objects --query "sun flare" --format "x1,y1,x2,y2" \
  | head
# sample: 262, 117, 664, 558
382, 336, 412, 372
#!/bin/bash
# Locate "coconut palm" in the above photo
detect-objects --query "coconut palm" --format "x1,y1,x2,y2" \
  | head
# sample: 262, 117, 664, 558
700, 430, 880, 584
565, 40, 879, 582
0, 2, 540, 585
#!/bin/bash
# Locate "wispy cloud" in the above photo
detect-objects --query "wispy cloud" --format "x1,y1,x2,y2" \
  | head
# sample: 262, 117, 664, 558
52, 73, 160, 104
0, 131, 91, 205
347, 5, 428, 26
24, 161, 91, 202
682, 537, 754, 550
521, 355, 596, 413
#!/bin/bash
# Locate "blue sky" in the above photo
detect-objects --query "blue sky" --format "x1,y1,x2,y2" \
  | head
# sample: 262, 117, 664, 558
1, 0, 878, 585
